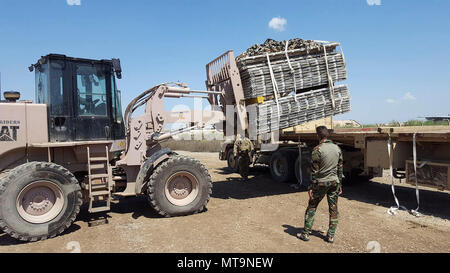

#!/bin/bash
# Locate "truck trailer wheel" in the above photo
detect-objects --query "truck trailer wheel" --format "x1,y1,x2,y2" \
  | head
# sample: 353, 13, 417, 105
269, 150, 295, 183
147, 155, 212, 217
226, 149, 238, 172
0, 162, 82, 242
295, 156, 311, 188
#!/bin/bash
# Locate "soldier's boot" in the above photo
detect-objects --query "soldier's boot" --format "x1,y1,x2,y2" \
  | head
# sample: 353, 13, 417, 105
298, 233, 310, 242
326, 235, 334, 244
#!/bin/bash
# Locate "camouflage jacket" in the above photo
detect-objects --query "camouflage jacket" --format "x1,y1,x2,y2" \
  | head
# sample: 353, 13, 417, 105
233, 138, 254, 157
310, 139, 343, 188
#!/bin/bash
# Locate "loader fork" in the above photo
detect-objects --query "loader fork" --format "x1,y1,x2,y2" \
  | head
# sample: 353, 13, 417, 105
87, 146, 113, 213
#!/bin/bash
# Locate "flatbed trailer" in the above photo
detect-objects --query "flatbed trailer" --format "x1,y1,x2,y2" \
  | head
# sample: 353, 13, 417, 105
205, 49, 450, 192
221, 124, 450, 191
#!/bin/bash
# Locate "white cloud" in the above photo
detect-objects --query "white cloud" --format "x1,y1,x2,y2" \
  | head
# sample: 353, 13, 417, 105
367, 0, 381, 6
67, 0, 81, 6
386, 92, 416, 104
403, 92, 416, 101
269, 17, 287, 32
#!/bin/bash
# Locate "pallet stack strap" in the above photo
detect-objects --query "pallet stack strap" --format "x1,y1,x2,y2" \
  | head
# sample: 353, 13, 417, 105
236, 38, 350, 135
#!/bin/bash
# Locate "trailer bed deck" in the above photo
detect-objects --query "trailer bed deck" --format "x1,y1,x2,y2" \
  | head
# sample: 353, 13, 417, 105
280, 126, 450, 146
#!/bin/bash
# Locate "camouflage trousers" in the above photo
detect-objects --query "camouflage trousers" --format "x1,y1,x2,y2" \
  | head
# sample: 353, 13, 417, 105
238, 153, 250, 179
304, 181, 340, 237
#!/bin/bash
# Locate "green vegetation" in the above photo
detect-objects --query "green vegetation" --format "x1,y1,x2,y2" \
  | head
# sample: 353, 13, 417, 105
363, 120, 450, 128
402, 120, 450, 126
335, 119, 450, 128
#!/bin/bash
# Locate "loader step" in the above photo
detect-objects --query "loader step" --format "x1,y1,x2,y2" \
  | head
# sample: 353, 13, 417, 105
87, 146, 112, 215
90, 190, 110, 197
88, 216, 109, 227
90, 173, 109, 179
90, 157, 108, 162
90, 163, 106, 169
91, 183, 109, 190
89, 206, 110, 213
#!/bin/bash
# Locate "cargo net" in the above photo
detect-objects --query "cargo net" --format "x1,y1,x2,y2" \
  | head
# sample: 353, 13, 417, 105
248, 85, 351, 135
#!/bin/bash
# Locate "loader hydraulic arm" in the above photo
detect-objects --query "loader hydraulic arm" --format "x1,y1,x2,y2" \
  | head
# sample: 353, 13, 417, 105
121, 82, 224, 166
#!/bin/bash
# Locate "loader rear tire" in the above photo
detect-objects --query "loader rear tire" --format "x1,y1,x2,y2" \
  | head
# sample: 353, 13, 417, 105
0, 162, 82, 242
147, 155, 212, 217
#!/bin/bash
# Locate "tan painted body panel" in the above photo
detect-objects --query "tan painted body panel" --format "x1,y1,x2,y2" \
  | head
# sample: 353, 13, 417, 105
366, 140, 410, 169
0, 102, 48, 151
0, 102, 48, 170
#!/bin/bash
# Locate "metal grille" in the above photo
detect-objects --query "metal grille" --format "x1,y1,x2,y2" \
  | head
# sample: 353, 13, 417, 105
238, 52, 346, 99
248, 85, 351, 135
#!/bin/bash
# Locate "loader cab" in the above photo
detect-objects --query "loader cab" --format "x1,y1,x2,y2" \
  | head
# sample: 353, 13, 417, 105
31, 54, 125, 142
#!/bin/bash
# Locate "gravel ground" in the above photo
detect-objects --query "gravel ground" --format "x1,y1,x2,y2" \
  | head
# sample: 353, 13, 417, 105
0, 152, 449, 253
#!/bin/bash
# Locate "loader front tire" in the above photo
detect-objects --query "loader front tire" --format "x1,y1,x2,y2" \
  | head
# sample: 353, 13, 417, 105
147, 155, 212, 217
0, 162, 82, 242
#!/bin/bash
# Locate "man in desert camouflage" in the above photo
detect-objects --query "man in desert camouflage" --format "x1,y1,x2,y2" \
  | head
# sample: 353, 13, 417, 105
233, 135, 254, 180
299, 126, 343, 243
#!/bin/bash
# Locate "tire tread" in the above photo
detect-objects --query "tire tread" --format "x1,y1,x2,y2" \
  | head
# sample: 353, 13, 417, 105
147, 155, 212, 217
0, 162, 82, 242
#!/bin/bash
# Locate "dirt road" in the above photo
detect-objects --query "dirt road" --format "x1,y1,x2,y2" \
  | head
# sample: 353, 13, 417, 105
1, 152, 449, 253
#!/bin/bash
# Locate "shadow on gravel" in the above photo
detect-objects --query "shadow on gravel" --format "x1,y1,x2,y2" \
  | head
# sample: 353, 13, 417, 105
214, 165, 450, 220
110, 196, 164, 220
74, 196, 165, 221
215, 167, 236, 175
342, 178, 450, 221
282, 224, 327, 241
0, 233, 27, 246
0, 197, 165, 245
212, 167, 306, 200
214, 165, 270, 175
0, 223, 81, 246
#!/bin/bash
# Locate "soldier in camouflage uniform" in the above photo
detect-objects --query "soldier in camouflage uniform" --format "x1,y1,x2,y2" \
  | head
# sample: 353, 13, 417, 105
233, 136, 254, 180
299, 126, 343, 243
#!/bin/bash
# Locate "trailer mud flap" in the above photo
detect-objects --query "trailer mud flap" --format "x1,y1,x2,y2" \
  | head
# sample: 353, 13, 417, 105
135, 147, 173, 194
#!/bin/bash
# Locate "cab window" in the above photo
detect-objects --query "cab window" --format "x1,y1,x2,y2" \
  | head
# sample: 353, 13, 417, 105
76, 64, 108, 116
35, 63, 48, 104
49, 61, 70, 116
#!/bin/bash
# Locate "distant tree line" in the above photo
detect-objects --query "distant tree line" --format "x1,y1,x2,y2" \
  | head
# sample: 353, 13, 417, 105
335, 119, 450, 128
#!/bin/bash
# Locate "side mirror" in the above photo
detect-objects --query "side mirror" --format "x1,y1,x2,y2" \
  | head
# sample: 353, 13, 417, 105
112, 58, 122, 79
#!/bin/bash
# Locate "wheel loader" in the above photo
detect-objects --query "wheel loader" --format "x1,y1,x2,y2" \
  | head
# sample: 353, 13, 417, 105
0, 54, 225, 242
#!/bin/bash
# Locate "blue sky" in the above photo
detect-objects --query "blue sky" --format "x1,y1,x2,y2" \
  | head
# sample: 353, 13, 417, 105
0, 0, 449, 124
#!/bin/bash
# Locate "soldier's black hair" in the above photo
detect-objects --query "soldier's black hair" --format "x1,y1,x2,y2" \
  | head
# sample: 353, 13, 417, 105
316, 126, 329, 139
